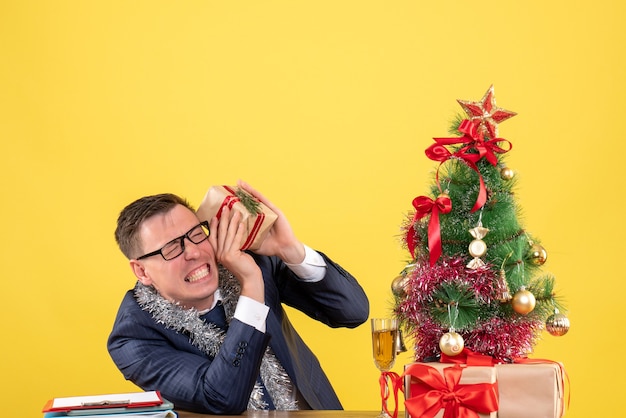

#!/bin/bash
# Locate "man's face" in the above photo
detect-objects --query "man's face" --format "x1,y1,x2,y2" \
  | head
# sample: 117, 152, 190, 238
130, 204, 219, 311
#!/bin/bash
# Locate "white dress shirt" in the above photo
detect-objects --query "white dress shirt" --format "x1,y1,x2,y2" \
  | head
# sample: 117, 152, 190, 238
203, 245, 327, 333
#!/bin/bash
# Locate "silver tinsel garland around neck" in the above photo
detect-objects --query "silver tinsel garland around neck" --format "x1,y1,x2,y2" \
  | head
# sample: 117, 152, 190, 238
134, 265, 297, 411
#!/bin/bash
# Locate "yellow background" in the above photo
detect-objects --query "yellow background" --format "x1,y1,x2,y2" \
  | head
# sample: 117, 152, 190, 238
1, 1, 623, 416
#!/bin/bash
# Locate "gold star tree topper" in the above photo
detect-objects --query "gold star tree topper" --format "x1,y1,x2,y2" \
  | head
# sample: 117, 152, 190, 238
457, 85, 517, 139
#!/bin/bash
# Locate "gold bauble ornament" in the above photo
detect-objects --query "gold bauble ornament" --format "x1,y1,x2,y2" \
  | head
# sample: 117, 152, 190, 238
512, 287, 536, 315
546, 309, 570, 336
439, 331, 464, 356
467, 224, 489, 269
500, 167, 515, 180
391, 274, 410, 298
528, 243, 548, 266
468, 239, 487, 258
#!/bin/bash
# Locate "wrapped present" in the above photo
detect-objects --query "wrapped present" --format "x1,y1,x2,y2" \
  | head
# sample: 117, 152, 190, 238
402, 360, 565, 418
403, 363, 498, 418
196, 185, 278, 251
495, 362, 565, 418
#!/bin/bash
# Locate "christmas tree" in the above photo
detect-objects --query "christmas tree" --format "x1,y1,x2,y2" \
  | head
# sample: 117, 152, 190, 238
393, 86, 570, 363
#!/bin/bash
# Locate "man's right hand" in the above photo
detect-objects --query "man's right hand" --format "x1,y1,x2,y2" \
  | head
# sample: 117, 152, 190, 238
209, 207, 265, 303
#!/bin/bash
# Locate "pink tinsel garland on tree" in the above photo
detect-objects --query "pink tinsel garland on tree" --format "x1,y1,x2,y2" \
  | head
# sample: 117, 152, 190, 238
395, 256, 543, 362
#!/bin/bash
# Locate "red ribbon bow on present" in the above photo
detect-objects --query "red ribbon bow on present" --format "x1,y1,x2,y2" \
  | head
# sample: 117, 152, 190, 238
406, 194, 452, 266
403, 363, 499, 418
440, 348, 499, 366
215, 185, 266, 250
425, 119, 512, 213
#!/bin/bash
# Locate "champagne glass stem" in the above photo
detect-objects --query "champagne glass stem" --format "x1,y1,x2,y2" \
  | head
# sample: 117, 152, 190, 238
379, 373, 389, 418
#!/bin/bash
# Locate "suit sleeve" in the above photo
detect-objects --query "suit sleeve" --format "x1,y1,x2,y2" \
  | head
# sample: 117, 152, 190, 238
254, 252, 370, 328
107, 294, 269, 415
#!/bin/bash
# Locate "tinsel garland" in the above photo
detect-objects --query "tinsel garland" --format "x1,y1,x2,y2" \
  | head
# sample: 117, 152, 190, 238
396, 256, 542, 362
134, 265, 298, 411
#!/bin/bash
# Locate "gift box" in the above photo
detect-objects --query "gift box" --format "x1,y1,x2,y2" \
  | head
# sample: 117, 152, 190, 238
403, 361, 565, 418
403, 363, 498, 418
495, 362, 564, 418
196, 185, 278, 251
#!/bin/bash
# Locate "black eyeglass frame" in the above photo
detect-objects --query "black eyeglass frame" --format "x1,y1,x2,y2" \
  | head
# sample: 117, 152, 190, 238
136, 221, 210, 261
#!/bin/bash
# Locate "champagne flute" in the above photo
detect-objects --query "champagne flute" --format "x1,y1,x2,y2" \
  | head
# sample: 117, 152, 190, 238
371, 318, 398, 418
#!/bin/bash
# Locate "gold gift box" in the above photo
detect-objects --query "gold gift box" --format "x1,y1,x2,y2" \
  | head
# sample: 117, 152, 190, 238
495, 363, 565, 418
404, 361, 565, 418
404, 363, 497, 418
196, 185, 278, 251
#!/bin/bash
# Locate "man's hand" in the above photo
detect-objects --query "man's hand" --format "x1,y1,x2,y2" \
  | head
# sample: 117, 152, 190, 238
209, 206, 264, 303
237, 180, 306, 265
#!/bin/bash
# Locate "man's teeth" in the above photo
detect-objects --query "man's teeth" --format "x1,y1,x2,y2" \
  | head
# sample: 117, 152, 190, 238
185, 266, 209, 283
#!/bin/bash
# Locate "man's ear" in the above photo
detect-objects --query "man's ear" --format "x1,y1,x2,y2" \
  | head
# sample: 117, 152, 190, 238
130, 260, 152, 286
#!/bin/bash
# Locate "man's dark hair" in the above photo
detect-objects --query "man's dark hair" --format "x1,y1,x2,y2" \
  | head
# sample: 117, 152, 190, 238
115, 193, 194, 259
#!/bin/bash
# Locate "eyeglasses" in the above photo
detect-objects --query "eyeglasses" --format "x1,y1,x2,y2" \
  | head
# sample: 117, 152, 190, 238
136, 221, 210, 261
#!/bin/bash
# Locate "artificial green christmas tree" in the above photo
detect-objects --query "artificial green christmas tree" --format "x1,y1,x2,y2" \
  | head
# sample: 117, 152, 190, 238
394, 86, 570, 363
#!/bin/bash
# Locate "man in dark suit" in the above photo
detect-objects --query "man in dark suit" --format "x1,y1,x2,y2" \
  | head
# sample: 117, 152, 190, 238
107, 181, 369, 414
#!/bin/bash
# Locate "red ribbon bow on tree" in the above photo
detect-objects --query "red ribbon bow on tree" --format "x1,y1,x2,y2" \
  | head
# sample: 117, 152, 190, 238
406, 194, 452, 266
425, 119, 512, 213
403, 363, 499, 418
